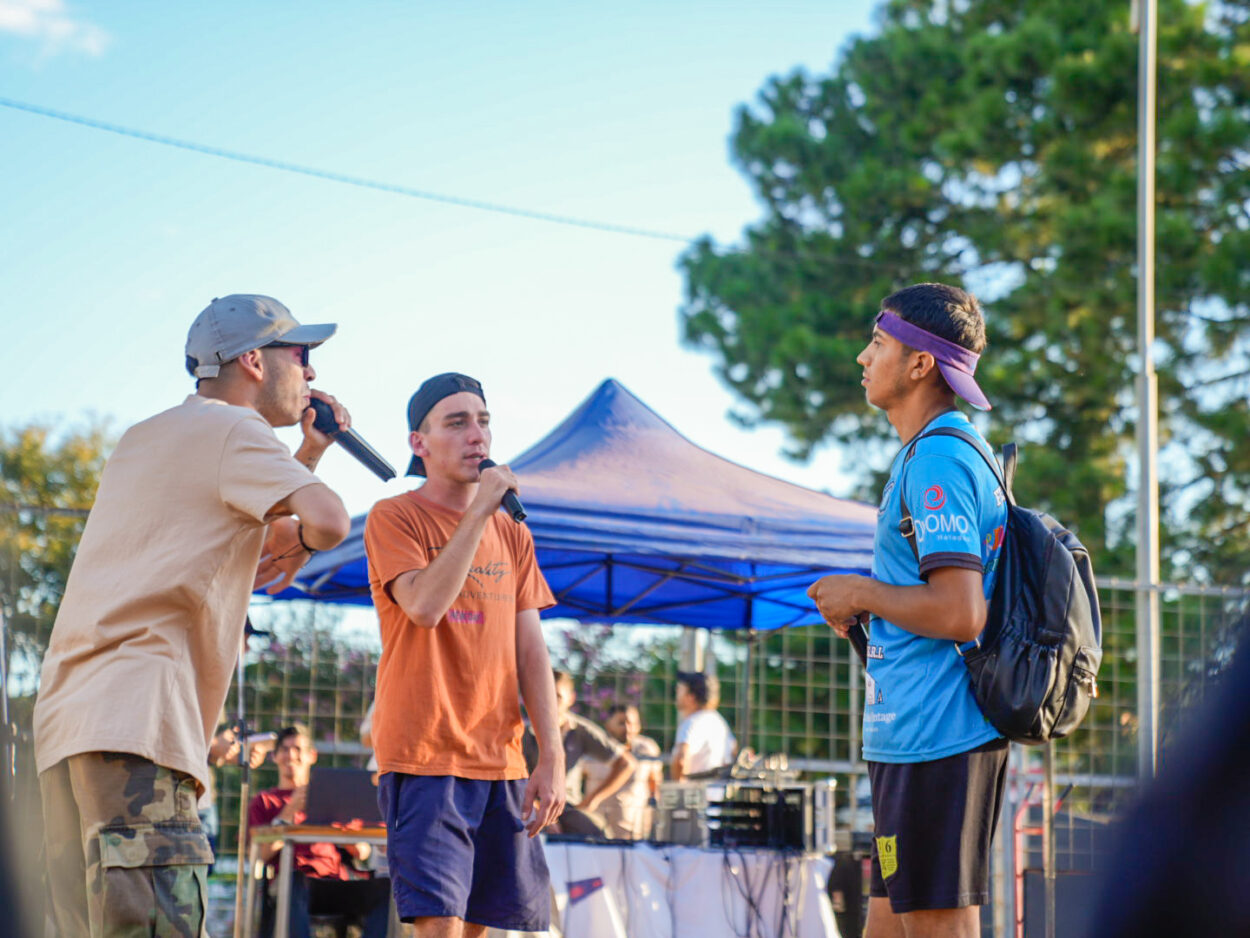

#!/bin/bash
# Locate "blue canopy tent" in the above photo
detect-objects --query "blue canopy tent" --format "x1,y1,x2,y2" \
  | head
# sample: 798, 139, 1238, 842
274, 378, 876, 631
267, 378, 875, 749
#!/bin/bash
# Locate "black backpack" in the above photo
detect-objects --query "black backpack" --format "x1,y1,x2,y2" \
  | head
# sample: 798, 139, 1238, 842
898, 427, 1103, 745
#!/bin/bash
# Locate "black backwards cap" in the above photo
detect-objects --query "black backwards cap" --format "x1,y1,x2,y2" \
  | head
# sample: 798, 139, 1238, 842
405, 372, 486, 477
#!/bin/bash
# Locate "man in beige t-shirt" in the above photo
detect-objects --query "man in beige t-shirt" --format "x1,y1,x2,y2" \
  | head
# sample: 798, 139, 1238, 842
581, 703, 663, 839
33, 294, 353, 938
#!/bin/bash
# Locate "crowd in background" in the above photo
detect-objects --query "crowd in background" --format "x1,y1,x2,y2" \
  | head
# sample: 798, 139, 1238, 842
220, 666, 739, 936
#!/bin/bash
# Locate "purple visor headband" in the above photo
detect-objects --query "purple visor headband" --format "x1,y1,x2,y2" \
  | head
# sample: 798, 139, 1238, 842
874, 310, 992, 411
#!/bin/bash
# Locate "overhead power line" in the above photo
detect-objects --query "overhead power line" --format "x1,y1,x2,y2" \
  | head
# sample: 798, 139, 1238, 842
0, 96, 697, 244
0, 96, 917, 274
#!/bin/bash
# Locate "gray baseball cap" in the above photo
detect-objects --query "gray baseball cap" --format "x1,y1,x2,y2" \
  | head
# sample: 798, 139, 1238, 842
185, 294, 337, 379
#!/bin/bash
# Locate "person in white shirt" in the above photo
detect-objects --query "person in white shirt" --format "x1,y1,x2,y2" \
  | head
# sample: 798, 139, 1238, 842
671, 671, 737, 780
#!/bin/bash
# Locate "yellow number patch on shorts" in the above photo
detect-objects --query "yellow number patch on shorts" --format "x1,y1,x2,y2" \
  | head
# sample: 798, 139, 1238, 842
876, 835, 899, 880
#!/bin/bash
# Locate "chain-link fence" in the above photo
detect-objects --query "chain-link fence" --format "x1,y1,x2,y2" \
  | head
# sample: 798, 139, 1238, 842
209, 578, 1248, 900
3, 572, 1235, 935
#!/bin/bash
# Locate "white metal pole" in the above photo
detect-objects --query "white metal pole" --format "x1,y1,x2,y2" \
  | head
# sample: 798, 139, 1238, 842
1135, 0, 1162, 780
232, 635, 251, 938
1043, 743, 1056, 938
678, 627, 705, 673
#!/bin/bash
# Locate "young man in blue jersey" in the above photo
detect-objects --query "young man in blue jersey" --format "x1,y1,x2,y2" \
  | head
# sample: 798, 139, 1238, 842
808, 283, 1009, 938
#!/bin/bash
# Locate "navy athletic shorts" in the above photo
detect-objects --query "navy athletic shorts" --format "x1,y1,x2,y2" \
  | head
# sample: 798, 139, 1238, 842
378, 773, 550, 931
867, 737, 1009, 913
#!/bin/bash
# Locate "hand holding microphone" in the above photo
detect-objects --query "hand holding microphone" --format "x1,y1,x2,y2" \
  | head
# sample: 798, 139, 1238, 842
308, 397, 397, 481
808, 575, 871, 666
478, 458, 526, 523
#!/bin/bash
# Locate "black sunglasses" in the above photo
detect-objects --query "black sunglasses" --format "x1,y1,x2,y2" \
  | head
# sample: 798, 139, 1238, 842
266, 342, 311, 367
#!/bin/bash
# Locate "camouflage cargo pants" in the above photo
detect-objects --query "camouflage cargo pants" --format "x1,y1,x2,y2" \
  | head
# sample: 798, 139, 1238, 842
40, 752, 213, 938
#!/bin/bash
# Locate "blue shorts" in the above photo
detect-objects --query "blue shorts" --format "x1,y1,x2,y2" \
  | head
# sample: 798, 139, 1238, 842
378, 773, 550, 931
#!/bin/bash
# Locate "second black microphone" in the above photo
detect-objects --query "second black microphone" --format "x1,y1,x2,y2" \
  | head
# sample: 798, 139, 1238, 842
478, 458, 526, 523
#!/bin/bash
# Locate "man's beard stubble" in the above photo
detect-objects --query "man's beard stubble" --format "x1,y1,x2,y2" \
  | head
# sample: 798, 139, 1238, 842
256, 369, 303, 428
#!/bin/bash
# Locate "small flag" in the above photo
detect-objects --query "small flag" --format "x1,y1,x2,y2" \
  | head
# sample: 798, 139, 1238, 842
567, 877, 605, 905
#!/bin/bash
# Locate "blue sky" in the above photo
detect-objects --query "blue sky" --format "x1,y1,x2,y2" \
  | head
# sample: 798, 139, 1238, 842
1, 1, 878, 522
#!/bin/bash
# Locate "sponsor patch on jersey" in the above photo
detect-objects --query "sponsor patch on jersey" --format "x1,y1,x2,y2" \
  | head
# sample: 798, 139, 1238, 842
985, 525, 1005, 550
923, 484, 946, 510
913, 512, 971, 544
876, 835, 899, 879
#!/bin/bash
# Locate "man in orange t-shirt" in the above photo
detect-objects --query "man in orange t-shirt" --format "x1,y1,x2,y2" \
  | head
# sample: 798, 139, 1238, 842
364, 372, 564, 938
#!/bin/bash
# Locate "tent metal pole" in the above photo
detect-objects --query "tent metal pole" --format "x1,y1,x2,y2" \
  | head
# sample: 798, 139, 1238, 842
678, 628, 704, 672
740, 630, 757, 754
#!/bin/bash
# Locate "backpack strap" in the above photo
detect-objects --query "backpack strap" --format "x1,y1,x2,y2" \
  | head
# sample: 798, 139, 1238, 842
921, 428, 1015, 503
895, 427, 1016, 656
896, 427, 1016, 565
896, 438, 925, 564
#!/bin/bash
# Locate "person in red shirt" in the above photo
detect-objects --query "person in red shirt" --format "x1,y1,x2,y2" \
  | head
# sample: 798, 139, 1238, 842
248, 724, 389, 938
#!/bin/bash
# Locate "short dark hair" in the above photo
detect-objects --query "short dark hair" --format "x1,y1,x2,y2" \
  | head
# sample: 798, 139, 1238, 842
607, 702, 638, 718
881, 283, 986, 355
276, 723, 312, 747
677, 671, 720, 709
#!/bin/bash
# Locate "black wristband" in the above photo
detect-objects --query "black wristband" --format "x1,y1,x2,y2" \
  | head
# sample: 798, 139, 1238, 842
297, 524, 317, 554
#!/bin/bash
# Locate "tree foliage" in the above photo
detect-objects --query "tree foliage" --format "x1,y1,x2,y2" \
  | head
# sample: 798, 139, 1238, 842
1, 420, 112, 699
680, 0, 1250, 582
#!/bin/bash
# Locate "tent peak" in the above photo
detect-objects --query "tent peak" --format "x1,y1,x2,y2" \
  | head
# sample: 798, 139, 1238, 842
511, 378, 875, 527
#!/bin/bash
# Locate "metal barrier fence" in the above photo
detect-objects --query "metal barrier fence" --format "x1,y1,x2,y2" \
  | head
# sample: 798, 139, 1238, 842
210, 579, 1247, 934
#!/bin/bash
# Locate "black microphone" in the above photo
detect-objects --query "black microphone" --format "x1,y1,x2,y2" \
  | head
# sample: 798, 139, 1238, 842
308, 398, 397, 482
848, 621, 869, 668
478, 458, 526, 523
